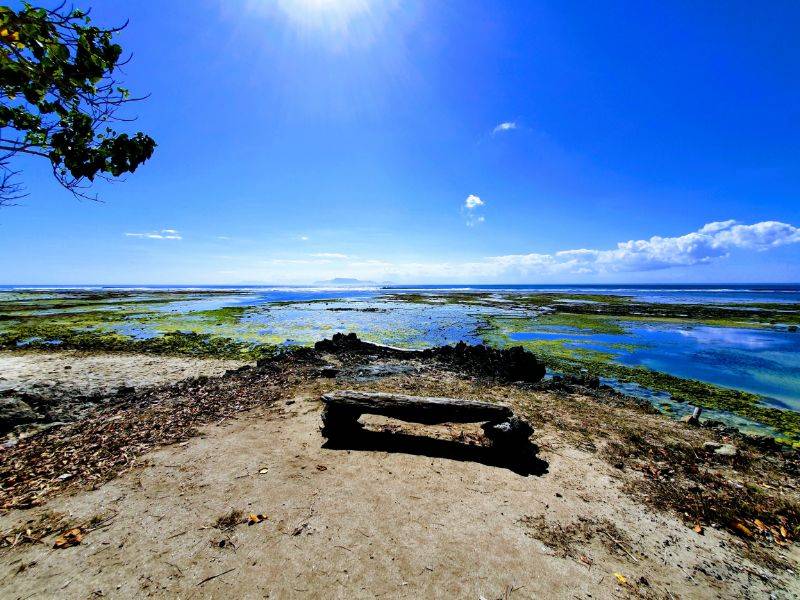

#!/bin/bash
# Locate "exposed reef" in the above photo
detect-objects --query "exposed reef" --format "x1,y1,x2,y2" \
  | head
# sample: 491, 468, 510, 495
314, 332, 546, 383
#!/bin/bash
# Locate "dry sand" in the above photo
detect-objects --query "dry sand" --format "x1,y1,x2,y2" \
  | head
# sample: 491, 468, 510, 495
0, 397, 796, 597
0, 350, 248, 398
0, 350, 797, 599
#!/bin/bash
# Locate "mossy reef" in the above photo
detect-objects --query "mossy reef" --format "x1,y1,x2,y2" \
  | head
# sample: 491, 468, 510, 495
2, 288, 799, 444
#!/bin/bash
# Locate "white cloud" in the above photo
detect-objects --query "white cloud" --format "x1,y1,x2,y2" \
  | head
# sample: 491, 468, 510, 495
484, 219, 800, 275
492, 121, 517, 134
698, 220, 737, 234
310, 253, 349, 259
328, 219, 800, 281
463, 194, 486, 227
299, 235, 310, 241
464, 194, 484, 209
207, 219, 799, 284
125, 229, 182, 240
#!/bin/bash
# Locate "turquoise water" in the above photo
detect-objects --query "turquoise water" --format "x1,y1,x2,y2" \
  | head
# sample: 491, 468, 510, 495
509, 323, 800, 412
3, 284, 799, 423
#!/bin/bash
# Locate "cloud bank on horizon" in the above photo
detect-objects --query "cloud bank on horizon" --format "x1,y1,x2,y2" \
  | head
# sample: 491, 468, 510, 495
123, 220, 800, 284
483, 219, 800, 277
348, 219, 800, 281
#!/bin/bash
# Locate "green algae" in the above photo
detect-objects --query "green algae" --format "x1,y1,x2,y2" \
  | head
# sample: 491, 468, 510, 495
190, 306, 249, 324
384, 290, 800, 330
0, 321, 276, 360
0, 290, 243, 315
479, 313, 626, 337
2, 289, 798, 443
534, 312, 627, 334
510, 293, 630, 306
380, 292, 495, 305
479, 316, 800, 444
551, 299, 800, 329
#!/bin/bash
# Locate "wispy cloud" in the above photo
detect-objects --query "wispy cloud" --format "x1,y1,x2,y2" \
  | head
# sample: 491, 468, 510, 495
492, 121, 517, 134
298, 235, 310, 241
310, 253, 349, 259
463, 194, 485, 227
271, 258, 332, 265
125, 229, 182, 240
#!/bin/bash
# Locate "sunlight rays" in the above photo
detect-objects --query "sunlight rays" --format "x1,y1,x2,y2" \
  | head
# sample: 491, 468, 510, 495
245, 0, 400, 48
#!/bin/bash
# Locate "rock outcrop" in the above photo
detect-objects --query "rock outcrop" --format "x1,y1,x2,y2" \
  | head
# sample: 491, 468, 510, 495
313, 333, 546, 383
0, 393, 41, 433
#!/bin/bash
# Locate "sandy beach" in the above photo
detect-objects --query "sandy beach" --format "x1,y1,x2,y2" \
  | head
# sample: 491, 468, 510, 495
1, 341, 797, 599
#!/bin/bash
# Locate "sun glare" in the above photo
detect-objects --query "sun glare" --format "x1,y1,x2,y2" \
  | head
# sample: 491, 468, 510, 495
274, 0, 375, 34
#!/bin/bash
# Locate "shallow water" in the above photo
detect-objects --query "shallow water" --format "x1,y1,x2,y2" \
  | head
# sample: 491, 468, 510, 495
510, 323, 800, 412
3, 284, 799, 429
241, 299, 491, 347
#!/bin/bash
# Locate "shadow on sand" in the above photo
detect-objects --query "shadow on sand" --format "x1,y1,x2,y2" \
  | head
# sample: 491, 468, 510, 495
322, 428, 549, 477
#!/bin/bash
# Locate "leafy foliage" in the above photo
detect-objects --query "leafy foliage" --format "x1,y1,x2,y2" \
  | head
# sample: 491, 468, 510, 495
0, 2, 155, 203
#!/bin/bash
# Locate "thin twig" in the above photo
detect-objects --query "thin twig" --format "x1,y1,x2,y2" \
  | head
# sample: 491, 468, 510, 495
601, 531, 639, 563
166, 530, 188, 540
197, 568, 235, 586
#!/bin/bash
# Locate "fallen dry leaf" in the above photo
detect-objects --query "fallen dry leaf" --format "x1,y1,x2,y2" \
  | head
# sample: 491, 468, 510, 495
732, 522, 752, 538
753, 519, 767, 532
693, 524, 704, 535
247, 514, 267, 526
53, 528, 83, 549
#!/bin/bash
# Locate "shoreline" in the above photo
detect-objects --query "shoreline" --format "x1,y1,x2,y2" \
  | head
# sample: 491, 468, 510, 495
0, 338, 798, 598
2, 288, 799, 445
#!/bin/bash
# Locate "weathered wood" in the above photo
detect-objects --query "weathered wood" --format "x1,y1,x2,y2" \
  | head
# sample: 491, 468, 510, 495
321, 390, 513, 425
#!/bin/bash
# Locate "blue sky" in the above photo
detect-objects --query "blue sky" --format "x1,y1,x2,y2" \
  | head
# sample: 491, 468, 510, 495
2, 0, 799, 284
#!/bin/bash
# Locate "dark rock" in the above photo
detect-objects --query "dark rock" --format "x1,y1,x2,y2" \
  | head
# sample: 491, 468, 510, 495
320, 366, 339, 378
314, 333, 409, 358
681, 414, 700, 426
0, 396, 41, 433
542, 373, 599, 389
788, 325, 798, 333
744, 434, 781, 452
315, 333, 379, 354
225, 365, 253, 376
314, 333, 546, 383
422, 341, 546, 383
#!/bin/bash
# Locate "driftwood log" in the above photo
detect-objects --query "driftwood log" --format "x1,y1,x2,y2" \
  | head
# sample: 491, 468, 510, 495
320, 390, 533, 448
